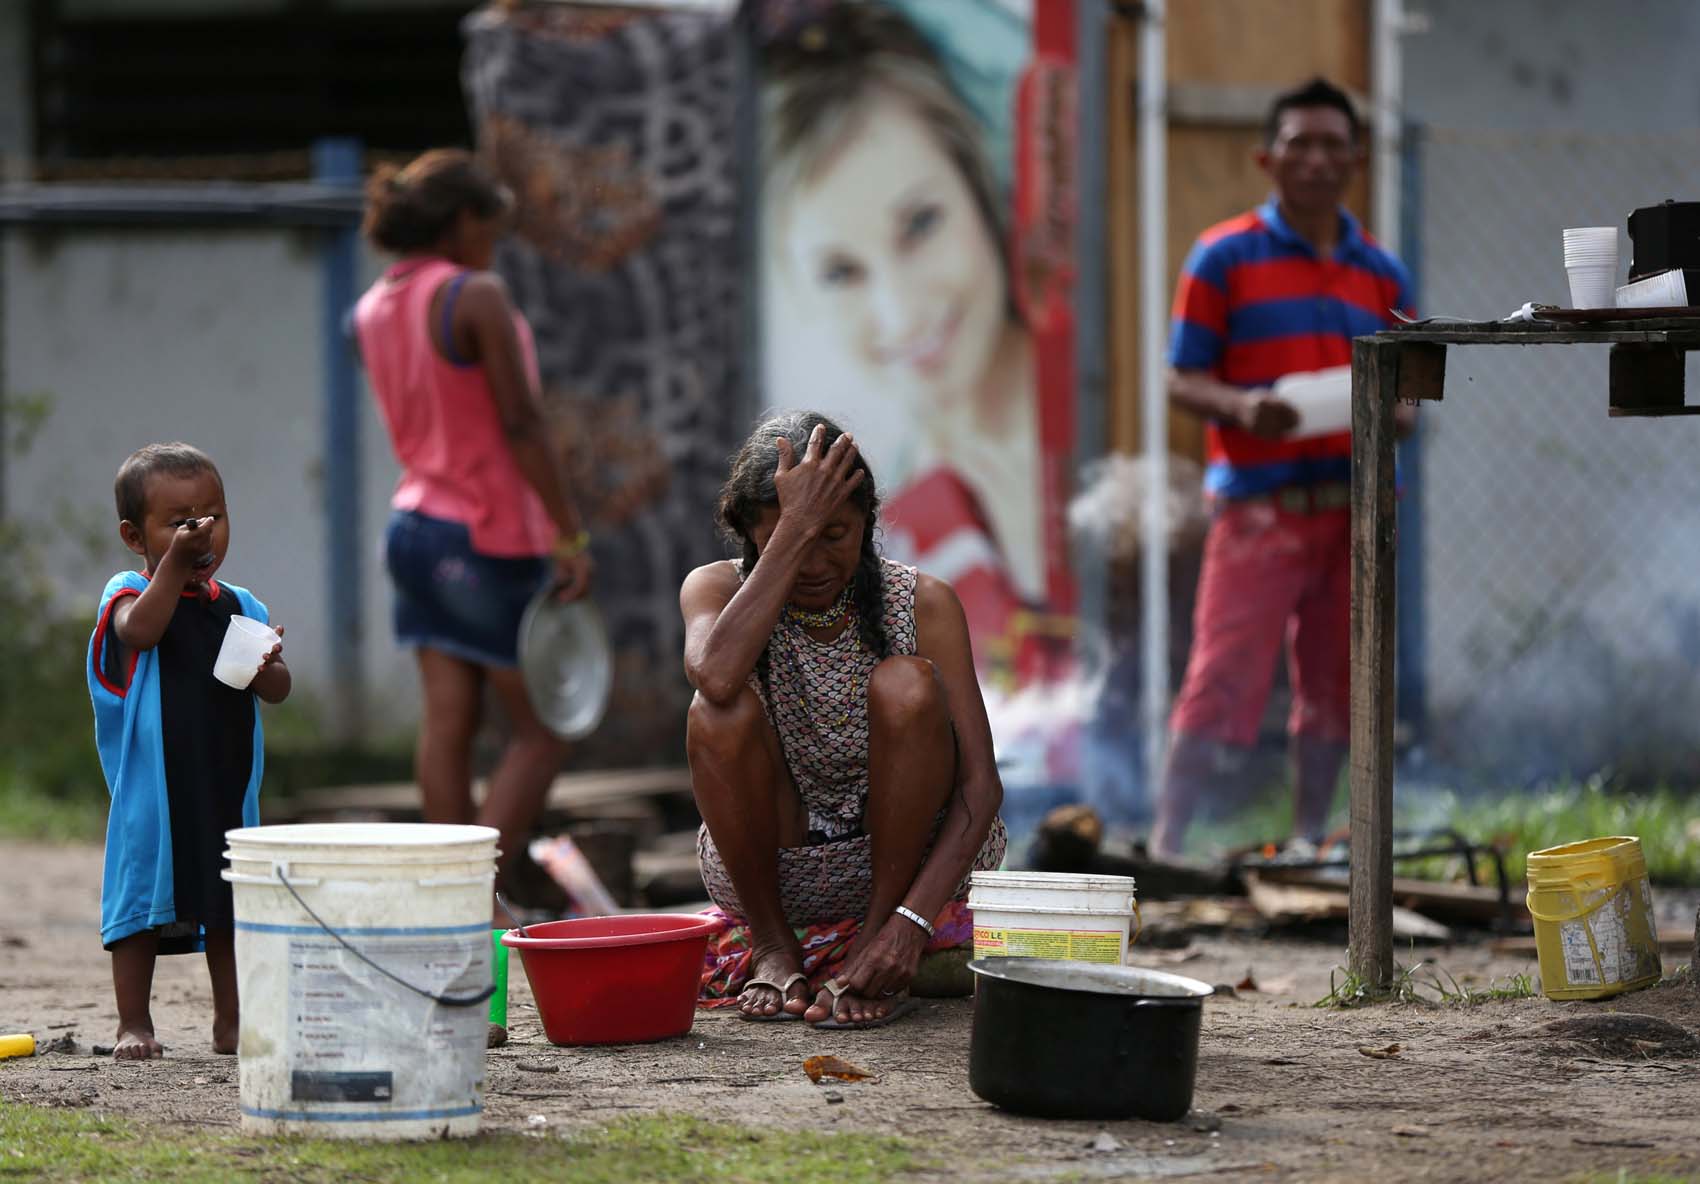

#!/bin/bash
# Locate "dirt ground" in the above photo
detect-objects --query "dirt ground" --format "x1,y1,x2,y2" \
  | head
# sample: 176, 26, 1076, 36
3, 839, 1699, 1183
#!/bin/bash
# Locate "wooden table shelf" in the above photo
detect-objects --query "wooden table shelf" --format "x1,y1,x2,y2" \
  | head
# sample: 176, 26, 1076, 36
1347, 315, 1700, 987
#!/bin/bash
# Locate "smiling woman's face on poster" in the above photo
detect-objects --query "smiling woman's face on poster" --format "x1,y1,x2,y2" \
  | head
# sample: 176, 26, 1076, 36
758, 0, 1072, 668
778, 92, 1010, 413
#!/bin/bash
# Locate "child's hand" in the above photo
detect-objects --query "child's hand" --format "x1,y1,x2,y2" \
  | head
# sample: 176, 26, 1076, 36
259, 625, 286, 665
250, 625, 291, 705
160, 516, 216, 587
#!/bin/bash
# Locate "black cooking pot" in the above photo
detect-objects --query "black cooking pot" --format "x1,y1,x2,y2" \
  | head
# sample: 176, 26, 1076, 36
968, 958, 1211, 1122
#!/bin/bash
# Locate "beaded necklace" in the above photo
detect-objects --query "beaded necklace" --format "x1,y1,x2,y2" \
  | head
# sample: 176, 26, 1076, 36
783, 585, 852, 630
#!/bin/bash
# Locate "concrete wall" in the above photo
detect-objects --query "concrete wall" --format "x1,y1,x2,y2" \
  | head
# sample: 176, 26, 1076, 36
1, 227, 415, 735
1403, 0, 1700, 779
1404, 0, 1700, 134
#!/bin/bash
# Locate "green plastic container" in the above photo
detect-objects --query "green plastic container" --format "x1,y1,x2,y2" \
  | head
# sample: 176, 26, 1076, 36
489, 929, 509, 1026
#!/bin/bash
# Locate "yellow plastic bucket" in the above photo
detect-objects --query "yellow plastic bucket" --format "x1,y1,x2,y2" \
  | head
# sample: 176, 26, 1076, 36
1525, 836, 1661, 1001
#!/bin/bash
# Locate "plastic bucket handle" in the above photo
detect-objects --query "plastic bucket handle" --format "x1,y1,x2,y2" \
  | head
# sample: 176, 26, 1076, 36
272, 867, 493, 1009
1525, 882, 1623, 925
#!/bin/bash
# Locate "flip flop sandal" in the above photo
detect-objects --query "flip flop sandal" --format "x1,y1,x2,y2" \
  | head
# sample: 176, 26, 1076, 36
738, 971, 809, 1022
808, 977, 919, 1030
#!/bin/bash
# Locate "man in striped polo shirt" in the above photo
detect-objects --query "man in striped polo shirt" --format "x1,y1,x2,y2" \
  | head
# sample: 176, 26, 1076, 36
1149, 78, 1413, 857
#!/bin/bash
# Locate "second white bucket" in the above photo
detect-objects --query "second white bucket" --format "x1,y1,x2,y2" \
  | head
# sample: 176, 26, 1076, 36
968, 870, 1140, 965
223, 823, 498, 1140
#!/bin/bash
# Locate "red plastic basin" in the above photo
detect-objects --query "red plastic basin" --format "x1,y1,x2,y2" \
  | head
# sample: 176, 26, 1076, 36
501, 914, 717, 1046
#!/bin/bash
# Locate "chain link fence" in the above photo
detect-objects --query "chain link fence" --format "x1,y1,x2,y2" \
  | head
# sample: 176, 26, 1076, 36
1406, 125, 1700, 786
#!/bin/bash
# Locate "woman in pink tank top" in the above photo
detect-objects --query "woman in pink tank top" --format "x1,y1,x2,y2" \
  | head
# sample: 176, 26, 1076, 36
354, 149, 592, 927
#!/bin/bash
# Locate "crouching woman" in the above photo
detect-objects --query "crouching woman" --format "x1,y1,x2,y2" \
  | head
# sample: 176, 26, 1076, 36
681, 412, 1007, 1028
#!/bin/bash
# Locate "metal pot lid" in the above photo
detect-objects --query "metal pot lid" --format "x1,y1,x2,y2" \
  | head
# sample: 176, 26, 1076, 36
518, 591, 612, 741
968, 957, 1213, 1000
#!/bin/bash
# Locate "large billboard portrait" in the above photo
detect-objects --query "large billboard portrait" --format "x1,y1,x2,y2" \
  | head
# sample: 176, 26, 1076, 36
754, 0, 1078, 690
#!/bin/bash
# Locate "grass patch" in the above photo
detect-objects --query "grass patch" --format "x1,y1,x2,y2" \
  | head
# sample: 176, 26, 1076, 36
0, 1102, 922, 1184
0, 770, 109, 843
1183, 773, 1700, 888
1399, 778, 1700, 886
1314, 959, 1539, 1009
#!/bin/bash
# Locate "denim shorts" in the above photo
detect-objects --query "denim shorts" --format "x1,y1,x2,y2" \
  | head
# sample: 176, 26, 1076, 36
383, 509, 550, 668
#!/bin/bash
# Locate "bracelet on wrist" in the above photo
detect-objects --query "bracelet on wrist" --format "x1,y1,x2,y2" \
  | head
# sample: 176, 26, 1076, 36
894, 904, 935, 939
552, 529, 591, 560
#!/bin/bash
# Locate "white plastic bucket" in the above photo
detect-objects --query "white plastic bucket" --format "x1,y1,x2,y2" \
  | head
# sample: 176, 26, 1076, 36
968, 870, 1140, 965
223, 823, 498, 1140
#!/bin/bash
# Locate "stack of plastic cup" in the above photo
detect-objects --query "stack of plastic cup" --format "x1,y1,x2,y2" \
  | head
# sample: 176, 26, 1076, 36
1615, 269, 1687, 309
1563, 226, 1619, 309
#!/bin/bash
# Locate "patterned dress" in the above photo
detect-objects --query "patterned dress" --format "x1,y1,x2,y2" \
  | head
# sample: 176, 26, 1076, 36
696, 557, 1008, 927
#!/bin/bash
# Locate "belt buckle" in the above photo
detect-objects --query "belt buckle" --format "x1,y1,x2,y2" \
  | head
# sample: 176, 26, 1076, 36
1276, 486, 1309, 514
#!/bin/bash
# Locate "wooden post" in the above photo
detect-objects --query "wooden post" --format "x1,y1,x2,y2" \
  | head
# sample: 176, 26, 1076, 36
1349, 336, 1400, 989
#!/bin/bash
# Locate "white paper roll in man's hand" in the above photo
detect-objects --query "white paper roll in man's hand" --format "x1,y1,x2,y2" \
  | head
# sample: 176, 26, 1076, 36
1271, 366, 1352, 438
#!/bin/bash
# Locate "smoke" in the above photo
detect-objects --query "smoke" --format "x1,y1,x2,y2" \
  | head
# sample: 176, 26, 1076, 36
982, 454, 1212, 837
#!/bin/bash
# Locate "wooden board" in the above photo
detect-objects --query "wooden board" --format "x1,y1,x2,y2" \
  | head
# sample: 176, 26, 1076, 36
278, 766, 693, 822
1169, 0, 1369, 92
1535, 306, 1697, 322
1243, 871, 1450, 941
1258, 866, 1527, 924
1385, 320, 1700, 345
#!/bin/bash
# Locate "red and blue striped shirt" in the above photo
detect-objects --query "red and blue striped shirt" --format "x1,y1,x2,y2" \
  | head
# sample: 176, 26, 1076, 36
1168, 199, 1412, 499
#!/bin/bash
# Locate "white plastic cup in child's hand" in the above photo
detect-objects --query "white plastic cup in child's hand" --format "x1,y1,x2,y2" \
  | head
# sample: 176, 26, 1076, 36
214, 615, 280, 690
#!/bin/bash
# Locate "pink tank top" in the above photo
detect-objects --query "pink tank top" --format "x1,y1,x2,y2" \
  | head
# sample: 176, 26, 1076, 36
354, 257, 556, 557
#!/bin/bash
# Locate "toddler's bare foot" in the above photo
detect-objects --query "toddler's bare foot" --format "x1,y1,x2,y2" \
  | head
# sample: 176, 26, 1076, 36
212, 1017, 238, 1055
113, 1025, 163, 1060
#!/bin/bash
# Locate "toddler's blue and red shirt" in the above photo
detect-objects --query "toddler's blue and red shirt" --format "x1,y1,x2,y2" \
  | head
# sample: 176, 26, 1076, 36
1168, 198, 1413, 499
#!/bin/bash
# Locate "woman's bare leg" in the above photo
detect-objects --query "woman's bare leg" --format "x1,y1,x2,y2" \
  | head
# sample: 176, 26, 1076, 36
481, 666, 571, 893
687, 687, 809, 1018
806, 656, 954, 1025
414, 648, 483, 826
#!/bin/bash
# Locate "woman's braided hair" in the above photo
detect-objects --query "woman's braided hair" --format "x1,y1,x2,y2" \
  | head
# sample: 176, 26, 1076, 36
714, 412, 886, 693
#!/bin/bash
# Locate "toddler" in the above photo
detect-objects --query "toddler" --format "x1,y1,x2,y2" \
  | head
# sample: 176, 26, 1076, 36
87, 443, 291, 1059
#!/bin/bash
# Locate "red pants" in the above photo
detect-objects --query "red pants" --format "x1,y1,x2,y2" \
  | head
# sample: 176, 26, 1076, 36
1168, 500, 1350, 747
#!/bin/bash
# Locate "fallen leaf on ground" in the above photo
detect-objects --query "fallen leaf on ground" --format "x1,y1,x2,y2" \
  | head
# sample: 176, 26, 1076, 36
1391, 1124, 1429, 1137
803, 1055, 876, 1084
1236, 970, 1259, 992
1358, 1043, 1403, 1059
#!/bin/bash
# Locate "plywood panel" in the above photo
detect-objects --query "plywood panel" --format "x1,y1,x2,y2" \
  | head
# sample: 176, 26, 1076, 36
1106, 1, 1373, 460
1170, 0, 1369, 92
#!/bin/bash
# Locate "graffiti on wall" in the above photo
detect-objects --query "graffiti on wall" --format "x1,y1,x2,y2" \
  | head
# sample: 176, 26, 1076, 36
463, 4, 745, 758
